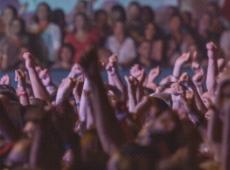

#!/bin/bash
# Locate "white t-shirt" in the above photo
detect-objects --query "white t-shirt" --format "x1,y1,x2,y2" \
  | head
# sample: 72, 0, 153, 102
106, 35, 136, 65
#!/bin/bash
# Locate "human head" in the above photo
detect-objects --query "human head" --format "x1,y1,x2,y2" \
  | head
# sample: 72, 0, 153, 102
141, 6, 154, 24
10, 17, 26, 35
127, 1, 141, 21
51, 9, 66, 30
111, 4, 126, 23
2, 5, 17, 25
35, 2, 51, 22
144, 22, 157, 41
74, 12, 89, 31
76, 0, 88, 14
59, 43, 75, 64
169, 14, 182, 33
94, 9, 108, 27
138, 40, 151, 60
198, 12, 211, 34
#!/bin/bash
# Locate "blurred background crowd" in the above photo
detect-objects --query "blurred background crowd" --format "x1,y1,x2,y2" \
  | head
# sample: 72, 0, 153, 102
0, 0, 229, 72
0, 1, 229, 170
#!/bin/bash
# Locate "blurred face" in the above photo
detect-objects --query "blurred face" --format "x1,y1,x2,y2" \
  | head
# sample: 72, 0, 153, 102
128, 4, 140, 20
60, 47, 73, 63
199, 14, 211, 31
96, 12, 107, 26
145, 23, 156, 40
3, 7, 15, 24
37, 4, 49, 21
76, 1, 87, 13
207, 4, 218, 16
169, 16, 181, 32
113, 22, 125, 36
151, 40, 163, 62
10, 19, 22, 34
138, 41, 151, 59
75, 15, 86, 30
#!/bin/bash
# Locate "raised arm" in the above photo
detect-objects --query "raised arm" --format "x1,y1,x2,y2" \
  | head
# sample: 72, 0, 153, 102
106, 54, 125, 96
144, 66, 160, 91
173, 52, 190, 79
15, 69, 29, 106
206, 42, 218, 96
78, 77, 94, 129
22, 52, 50, 101
80, 48, 125, 155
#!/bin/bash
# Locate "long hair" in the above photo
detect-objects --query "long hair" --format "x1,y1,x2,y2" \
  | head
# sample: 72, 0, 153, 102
33, 2, 52, 23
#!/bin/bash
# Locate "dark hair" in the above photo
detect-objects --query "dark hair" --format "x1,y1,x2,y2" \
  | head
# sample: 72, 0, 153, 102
4, 5, 18, 18
58, 43, 75, 62
141, 6, 155, 23
128, 1, 141, 9
11, 17, 26, 34
34, 2, 52, 23
94, 9, 107, 21
51, 9, 66, 40
78, 0, 88, 8
111, 4, 126, 22
144, 22, 162, 40
74, 12, 90, 31
62, 43, 75, 55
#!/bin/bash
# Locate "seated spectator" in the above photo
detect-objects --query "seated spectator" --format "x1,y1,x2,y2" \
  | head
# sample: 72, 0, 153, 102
126, 2, 142, 43
136, 40, 152, 68
0, 17, 30, 71
141, 6, 155, 25
93, 9, 111, 45
65, 13, 99, 63
109, 4, 126, 24
29, 2, 61, 64
51, 9, 66, 42
52, 43, 75, 70
106, 20, 136, 66
1, 5, 18, 35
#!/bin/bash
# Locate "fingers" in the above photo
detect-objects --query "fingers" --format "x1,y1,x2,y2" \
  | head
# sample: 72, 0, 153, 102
206, 41, 217, 51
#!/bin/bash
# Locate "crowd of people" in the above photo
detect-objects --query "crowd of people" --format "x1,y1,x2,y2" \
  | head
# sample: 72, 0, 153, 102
0, 1, 229, 170
0, 1, 229, 70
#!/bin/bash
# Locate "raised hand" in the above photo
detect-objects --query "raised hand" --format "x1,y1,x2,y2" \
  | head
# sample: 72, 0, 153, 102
56, 77, 76, 105
167, 82, 185, 96
125, 75, 138, 90
206, 41, 217, 59
192, 67, 204, 84
68, 63, 83, 79
22, 52, 34, 69
38, 68, 51, 86
0, 74, 10, 85
145, 66, 160, 90
175, 52, 191, 65
130, 64, 145, 83
173, 52, 191, 78
106, 54, 118, 75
